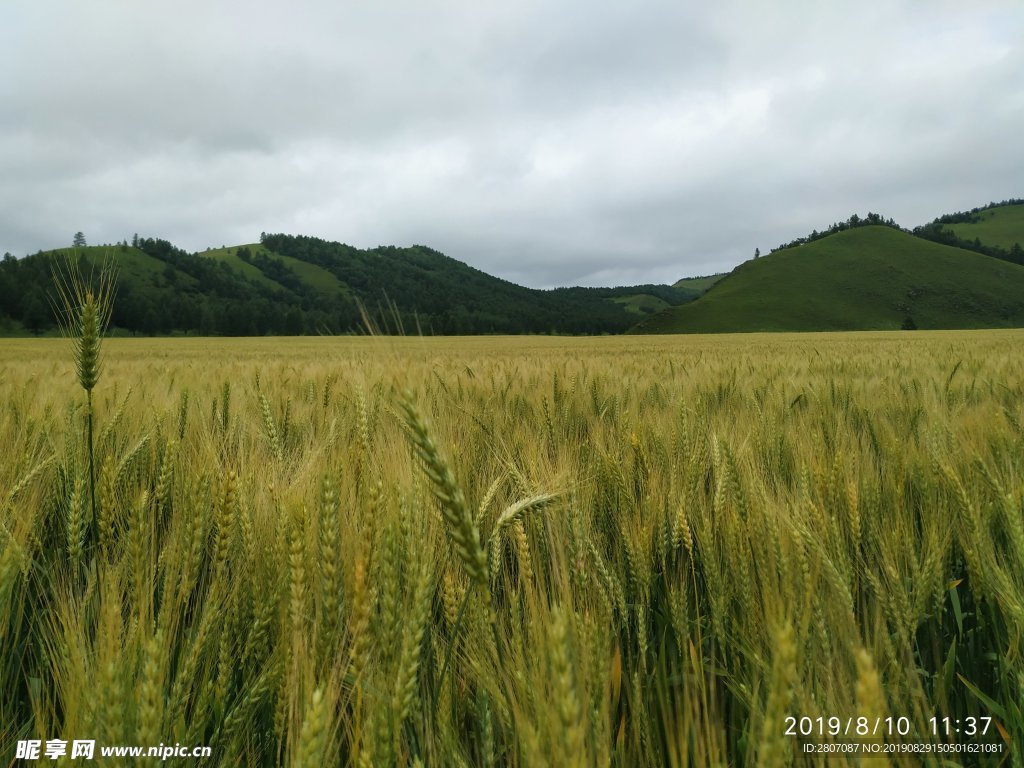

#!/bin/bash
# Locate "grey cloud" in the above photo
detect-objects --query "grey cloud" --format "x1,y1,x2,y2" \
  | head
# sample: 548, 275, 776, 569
1, 1, 1022, 288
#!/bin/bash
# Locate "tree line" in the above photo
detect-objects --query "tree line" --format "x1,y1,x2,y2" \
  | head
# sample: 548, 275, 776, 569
912, 200, 1024, 266
771, 212, 904, 253
927, 198, 1024, 226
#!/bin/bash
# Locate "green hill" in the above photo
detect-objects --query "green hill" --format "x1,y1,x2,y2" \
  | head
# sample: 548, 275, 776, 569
6, 198, 1021, 337
672, 273, 726, 293
912, 200, 1024, 266
206, 243, 351, 298
0, 244, 203, 335
204, 244, 287, 291
630, 226, 1024, 334
254, 234, 684, 335
47, 245, 194, 286
946, 203, 1024, 251
0, 235, 696, 336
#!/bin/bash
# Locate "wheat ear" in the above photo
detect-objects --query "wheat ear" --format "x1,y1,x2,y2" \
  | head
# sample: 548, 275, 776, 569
51, 255, 117, 553
398, 395, 488, 587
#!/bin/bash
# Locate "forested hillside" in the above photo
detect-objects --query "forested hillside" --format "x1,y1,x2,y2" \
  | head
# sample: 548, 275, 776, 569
0, 235, 697, 336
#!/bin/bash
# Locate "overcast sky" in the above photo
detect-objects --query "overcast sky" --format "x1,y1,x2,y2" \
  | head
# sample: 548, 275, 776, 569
2, 2, 1022, 288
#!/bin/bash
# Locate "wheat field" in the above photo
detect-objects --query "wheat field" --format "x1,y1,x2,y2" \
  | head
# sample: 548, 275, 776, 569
1, 332, 1022, 766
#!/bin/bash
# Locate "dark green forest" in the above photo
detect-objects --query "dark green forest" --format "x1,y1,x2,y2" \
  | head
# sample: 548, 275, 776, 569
0, 234, 697, 336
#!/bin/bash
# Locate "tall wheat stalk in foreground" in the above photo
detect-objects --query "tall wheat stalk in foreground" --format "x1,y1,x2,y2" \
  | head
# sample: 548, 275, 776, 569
52, 255, 117, 547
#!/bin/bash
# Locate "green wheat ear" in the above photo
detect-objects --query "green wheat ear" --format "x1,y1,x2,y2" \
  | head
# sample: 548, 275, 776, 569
398, 393, 489, 587
52, 255, 117, 392
51, 253, 118, 557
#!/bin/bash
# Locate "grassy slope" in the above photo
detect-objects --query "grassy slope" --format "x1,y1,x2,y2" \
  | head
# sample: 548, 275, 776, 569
203, 245, 288, 291
947, 203, 1024, 250
205, 244, 351, 297
48, 245, 196, 287
632, 226, 1024, 334
611, 294, 671, 315
275, 251, 351, 296
672, 274, 726, 292
604, 276, 719, 316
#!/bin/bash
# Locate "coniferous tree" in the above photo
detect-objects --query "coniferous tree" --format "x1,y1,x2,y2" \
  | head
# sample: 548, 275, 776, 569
23, 290, 50, 334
